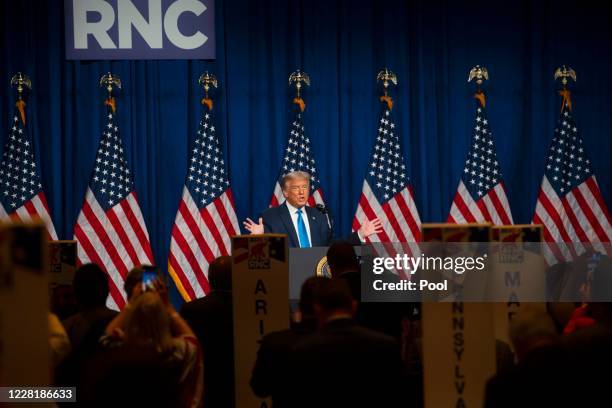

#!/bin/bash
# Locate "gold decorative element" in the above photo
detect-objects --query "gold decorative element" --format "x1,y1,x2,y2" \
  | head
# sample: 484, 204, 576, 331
10, 72, 31, 100
99, 73, 121, 113
316, 256, 331, 278
380, 95, 393, 110
10, 73, 31, 125
99, 72, 122, 97
468, 66, 489, 108
289, 70, 310, 99
554, 66, 576, 113
198, 72, 218, 110
468, 65, 489, 85
558, 89, 572, 113
554, 65, 576, 89
377, 68, 397, 99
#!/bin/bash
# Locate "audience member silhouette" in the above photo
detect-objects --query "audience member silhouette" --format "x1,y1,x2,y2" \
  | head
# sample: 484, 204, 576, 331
181, 256, 235, 408
327, 240, 410, 340
485, 307, 570, 408
57, 264, 117, 387
250, 276, 327, 407
62, 263, 117, 350
291, 278, 407, 408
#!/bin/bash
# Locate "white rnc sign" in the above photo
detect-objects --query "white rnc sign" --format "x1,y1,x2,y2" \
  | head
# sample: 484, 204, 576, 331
65, 0, 215, 60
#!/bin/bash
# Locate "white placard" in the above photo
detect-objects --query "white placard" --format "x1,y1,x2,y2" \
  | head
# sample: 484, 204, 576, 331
232, 234, 289, 408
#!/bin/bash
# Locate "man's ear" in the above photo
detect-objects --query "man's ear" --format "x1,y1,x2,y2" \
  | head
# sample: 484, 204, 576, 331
282, 188, 289, 199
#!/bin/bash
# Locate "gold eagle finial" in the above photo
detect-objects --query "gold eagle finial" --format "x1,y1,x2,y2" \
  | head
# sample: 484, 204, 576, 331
468, 65, 489, 85
554, 65, 576, 89
99, 72, 122, 98
10, 72, 32, 100
289, 70, 310, 99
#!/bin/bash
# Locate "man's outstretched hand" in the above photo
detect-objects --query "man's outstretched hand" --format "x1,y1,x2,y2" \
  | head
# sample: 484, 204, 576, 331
243, 217, 264, 234
358, 217, 383, 239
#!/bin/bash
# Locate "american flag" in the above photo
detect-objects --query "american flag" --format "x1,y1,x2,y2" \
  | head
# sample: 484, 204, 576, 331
270, 100, 324, 207
0, 106, 57, 239
352, 99, 421, 247
533, 95, 612, 263
168, 103, 240, 301
73, 101, 154, 310
448, 94, 513, 225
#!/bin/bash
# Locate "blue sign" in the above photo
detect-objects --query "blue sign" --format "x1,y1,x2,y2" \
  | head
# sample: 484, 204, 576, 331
64, 0, 215, 60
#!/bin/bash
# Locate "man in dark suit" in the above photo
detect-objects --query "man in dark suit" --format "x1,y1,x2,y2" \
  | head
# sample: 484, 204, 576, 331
290, 278, 408, 408
250, 276, 326, 407
484, 307, 569, 408
244, 171, 382, 247
327, 241, 412, 340
180, 256, 234, 408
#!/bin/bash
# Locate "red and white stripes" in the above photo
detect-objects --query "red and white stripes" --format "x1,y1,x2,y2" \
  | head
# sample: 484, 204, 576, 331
168, 187, 240, 301
74, 189, 153, 310
448, 181, 513, 226
534, 175, 612, 263
0, 191, 58, 240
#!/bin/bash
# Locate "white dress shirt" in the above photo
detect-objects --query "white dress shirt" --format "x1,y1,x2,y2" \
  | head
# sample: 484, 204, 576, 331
286, 201, 312, 246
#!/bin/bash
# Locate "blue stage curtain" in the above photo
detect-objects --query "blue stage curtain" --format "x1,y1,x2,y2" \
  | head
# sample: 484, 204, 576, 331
1, 0, 611, 305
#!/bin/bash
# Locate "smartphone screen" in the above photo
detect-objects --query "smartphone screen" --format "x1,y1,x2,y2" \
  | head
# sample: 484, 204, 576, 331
141, 266, 158, 292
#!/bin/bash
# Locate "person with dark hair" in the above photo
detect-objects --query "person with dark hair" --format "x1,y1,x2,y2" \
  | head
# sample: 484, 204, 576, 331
124, 265, 145, 301
327, 241, 409, 340
327, 240, 361, 298
57, 264, 117, 388
62, 263, 117, 351
180, 256, 234, 408
250, 276, 327, 407
291, 278, 407, 407
327, 240, 360, 274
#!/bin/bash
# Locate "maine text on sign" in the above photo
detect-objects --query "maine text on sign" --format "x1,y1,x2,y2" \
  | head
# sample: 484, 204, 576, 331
64, 0, 215, 60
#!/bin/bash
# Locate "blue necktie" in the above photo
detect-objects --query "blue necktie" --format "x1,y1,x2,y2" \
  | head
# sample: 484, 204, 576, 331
296, 209, 311, 248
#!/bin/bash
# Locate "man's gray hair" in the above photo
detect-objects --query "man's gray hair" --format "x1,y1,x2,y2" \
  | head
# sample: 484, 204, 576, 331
281, 171, 311, 190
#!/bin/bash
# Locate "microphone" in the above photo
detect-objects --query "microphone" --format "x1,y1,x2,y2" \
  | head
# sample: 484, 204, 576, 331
315, 204, 334, 239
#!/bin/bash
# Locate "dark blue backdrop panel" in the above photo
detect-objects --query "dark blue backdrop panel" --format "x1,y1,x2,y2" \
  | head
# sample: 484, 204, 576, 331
1, 0, 611, 306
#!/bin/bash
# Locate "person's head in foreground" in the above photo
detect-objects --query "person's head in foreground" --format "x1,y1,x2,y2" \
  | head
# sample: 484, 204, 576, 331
296, 276, 328, 323
326, 241, 359, 277
313, 278, 357, 326
124, 266, 145, 301
509, 306, 558, 362
208, 255, 232, 292
73, 263, 109, 310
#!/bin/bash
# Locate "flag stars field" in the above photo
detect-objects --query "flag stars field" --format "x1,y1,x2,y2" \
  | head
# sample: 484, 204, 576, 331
0, 113, 57, 240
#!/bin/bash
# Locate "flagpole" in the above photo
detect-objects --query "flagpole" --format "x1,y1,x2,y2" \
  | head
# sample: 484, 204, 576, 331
10, 72, 31, 101
554, 65, 576, 112
289, 70, 310, 99
10, 73, 31, 125
99, 72, 122, 113
468, 65, 489, 108
377, 68, 397, 110
198, 72, 218, 110
99, 72, 122, 98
